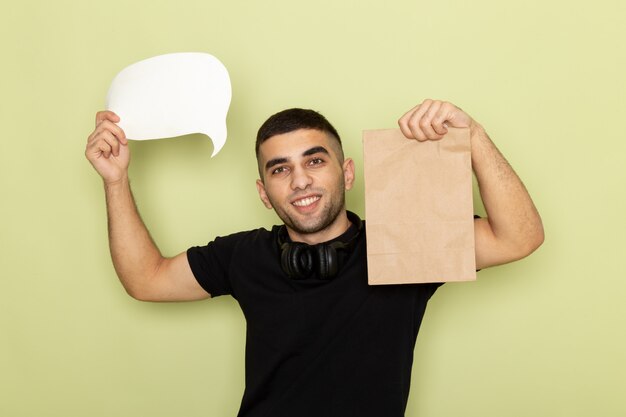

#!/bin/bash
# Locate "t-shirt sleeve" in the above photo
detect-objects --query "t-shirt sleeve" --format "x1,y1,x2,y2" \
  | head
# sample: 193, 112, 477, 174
186, 233, 243, 297
426, 282, 444, 299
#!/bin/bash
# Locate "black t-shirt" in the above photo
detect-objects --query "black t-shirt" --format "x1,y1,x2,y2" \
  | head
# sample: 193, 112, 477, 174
187, 219, 442, 417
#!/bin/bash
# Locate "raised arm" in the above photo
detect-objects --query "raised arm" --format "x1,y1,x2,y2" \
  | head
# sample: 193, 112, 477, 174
398, 100, 544, 270
85, 111, 209, 301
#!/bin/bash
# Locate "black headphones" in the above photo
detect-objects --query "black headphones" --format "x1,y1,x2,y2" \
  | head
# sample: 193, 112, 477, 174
277, 211, 363, 280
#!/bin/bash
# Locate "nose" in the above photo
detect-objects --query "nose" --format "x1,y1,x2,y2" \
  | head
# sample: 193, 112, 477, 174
290, 166, 313, 190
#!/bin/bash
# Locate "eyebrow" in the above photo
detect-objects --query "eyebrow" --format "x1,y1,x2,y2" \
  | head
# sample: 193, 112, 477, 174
264, 146, 330, 172
302, 146, 329, 157
265, 157, 289, 172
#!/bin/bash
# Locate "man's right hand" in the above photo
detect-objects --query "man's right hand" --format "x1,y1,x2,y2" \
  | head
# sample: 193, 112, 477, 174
85, 111, 129, 184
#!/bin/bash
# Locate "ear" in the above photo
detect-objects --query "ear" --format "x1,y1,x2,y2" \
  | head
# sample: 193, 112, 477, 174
256, 179, 274, 209
343, 158, 355, 191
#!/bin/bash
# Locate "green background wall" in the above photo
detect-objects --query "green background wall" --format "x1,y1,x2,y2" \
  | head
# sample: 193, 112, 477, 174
1, 0, 624, 416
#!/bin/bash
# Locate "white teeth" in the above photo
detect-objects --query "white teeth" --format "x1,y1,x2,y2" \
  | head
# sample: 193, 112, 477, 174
293, 196, 320, 207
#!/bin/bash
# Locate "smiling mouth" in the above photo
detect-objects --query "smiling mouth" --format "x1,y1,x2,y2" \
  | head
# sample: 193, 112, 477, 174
292, 196, 321, 207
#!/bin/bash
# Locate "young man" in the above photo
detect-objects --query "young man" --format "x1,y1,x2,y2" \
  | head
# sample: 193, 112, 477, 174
85, 100, 543, 417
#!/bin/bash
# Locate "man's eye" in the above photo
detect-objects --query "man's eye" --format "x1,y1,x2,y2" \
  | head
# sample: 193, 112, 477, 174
272, 166, 288, 175
309, 158, 324, 166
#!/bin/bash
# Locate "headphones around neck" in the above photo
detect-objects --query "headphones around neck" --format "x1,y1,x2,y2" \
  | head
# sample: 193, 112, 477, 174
277, 212, 363, 280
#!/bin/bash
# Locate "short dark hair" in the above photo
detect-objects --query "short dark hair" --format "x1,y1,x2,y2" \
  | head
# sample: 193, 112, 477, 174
255, 108, 343, 162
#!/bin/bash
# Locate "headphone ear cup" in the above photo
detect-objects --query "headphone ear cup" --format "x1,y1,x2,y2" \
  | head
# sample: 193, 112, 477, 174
316, 243, 339, 280
281, 243, 314, 279
280, 243, 296, 278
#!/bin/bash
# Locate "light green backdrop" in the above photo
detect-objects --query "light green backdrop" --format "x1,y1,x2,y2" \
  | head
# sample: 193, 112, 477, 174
1, 0, 624, 416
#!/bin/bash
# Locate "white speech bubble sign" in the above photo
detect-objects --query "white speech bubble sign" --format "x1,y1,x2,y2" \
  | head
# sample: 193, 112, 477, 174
106, 52, 231, 157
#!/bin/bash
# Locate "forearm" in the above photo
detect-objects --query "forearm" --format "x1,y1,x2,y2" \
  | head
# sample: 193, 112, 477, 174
470, 123, 544, 263
104, 176, 164, 298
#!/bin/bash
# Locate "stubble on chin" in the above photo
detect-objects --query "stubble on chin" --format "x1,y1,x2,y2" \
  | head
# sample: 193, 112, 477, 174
271, 192, 345, 236
291, 203, 342, 235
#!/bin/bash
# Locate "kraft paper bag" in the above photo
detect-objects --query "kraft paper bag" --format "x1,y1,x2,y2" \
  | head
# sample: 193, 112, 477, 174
362, 128, 476, 285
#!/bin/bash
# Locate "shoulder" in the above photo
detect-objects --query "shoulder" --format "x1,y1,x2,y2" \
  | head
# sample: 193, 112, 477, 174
201, 226, 277, 251
186, 226, 280, 297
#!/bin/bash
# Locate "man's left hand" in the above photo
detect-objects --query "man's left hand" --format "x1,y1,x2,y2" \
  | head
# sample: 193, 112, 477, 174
398, 99, 474, 141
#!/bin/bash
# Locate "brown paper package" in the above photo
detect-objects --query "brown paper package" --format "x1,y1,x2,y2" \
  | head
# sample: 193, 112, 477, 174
362, 128, 476, 285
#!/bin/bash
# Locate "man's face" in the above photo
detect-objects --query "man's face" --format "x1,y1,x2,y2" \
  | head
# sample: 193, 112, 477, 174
256, 129, 354, 243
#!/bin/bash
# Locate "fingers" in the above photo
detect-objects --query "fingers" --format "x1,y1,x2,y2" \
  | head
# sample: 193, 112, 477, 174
95, 110, 120, 126
100, 130, 122, 158
87, 112, 127, 159
94, 111, 126, 144
87, 123, 125, 158
398, 99, 468, 141
90, 119, 127, 144
86, 133, 114, 159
